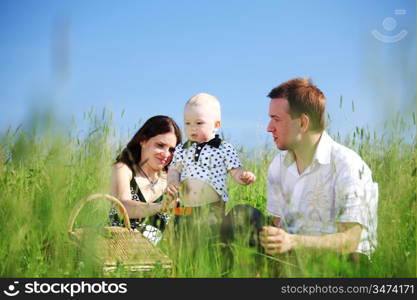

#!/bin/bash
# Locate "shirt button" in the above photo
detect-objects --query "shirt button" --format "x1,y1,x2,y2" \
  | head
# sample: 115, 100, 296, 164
197, 147, 201, 150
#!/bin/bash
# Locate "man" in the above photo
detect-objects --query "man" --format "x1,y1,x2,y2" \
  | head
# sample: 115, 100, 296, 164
259, 78, 378, 262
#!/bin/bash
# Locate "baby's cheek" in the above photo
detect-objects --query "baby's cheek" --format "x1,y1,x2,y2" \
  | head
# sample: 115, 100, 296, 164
202, 131, 211, 139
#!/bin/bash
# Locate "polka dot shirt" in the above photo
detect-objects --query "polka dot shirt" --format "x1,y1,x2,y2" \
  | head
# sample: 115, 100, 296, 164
171, 136, 242, 202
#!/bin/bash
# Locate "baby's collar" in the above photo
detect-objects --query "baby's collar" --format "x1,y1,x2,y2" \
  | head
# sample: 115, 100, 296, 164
183, 134, 222, 149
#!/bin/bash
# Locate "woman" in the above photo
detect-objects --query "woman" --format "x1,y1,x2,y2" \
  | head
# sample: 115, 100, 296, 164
110, 115, 182, 245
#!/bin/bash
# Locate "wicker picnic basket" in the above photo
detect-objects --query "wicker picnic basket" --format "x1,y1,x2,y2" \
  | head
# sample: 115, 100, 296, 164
67, 193, 172, 273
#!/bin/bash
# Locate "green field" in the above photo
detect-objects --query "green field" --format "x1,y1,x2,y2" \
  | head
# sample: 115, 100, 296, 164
0, 109, 415, 278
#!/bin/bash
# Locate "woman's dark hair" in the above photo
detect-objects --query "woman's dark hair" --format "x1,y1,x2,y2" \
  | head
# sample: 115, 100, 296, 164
115, 115, 182, 173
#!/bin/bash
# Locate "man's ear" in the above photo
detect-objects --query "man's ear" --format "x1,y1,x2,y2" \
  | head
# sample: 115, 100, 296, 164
215, 120, 221, 130
300, 113, 310, 133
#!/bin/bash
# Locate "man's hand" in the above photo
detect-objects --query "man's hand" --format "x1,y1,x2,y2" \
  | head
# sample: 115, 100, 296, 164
259, 226, 294, 254
259, 223, 362, 255
239, 171, 256, 185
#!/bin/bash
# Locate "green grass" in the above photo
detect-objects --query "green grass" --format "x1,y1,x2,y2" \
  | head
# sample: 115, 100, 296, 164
0, 109, 415, 278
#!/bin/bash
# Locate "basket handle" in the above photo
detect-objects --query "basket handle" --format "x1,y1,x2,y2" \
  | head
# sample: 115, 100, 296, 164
67, 193, 131, 233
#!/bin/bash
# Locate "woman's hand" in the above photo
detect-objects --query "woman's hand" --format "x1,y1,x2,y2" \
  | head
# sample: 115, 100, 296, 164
165, 183, 179, 198
161, 185, 180, 212
160, 198, 179, 213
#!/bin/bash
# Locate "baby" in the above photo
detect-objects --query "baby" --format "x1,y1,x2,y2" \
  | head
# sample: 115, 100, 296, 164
167, 93, 256, 208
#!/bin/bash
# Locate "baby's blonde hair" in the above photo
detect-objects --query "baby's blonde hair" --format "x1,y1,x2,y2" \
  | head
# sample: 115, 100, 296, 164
185, 93, 221, 121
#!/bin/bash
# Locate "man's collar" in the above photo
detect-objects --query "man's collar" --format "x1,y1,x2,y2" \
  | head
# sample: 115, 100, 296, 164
313, 131, 331, 165
283, 150, 295, 167
283, 131, 332, 167
183, 134, 222, 149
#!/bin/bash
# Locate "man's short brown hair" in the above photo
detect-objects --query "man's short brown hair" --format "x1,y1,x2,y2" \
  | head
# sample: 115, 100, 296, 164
267, 78, 326, 132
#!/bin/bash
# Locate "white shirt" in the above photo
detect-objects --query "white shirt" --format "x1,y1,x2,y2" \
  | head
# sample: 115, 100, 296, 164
171, 137, 242, 202
267, 131, 378, 257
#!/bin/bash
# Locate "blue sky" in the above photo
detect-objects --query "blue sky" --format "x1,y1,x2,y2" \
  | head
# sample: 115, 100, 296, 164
0, 0, 415, 147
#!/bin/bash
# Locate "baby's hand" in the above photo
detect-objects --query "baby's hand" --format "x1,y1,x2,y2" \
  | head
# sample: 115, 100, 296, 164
240, 171, 256, 185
